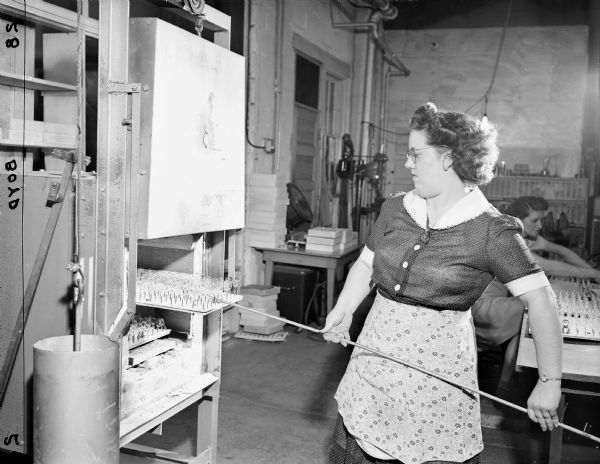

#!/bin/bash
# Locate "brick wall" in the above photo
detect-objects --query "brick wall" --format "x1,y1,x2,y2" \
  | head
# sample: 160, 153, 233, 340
385, 26, 589, 186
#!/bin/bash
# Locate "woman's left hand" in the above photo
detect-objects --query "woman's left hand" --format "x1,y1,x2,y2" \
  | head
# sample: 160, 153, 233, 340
526, 381, 562, 431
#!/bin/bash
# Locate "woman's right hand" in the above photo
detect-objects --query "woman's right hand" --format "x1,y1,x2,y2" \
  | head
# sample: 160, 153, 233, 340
320, 306, 353, 346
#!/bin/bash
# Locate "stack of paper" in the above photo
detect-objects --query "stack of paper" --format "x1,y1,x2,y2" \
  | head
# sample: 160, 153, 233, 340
246, 174, 288, 248
239, 285, 285, 335
306, 227, 359, 253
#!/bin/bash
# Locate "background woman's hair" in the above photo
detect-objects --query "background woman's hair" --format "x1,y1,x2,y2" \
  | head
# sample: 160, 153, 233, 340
506, 196, 549, 220
409, 102, 499, 187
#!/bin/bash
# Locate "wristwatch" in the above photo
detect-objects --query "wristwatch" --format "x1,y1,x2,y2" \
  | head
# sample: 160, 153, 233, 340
539, 375, 562, 383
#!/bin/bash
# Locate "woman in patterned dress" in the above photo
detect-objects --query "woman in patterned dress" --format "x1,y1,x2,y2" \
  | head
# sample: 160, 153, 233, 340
321, 102, 563, 464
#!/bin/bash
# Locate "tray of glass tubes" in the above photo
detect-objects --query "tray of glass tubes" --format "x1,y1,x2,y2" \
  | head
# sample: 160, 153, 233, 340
136, 269, 243, 313
528, 289, 600, 342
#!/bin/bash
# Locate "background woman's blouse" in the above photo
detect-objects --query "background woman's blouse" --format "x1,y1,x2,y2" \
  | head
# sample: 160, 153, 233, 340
366, 192, 544, 311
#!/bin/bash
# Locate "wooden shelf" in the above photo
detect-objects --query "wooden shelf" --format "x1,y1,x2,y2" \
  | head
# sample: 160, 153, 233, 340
0, 0, 99, 38
128, 338, 176, 367
482, 176, 588, 202
0, 138, 76, 150
119, 373, 218, 446
128, 329, 172, 350
0, 70, 77, 92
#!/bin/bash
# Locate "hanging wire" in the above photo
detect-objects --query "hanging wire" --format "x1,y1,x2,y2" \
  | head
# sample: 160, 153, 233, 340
361, 120, 407, 138
484, 0, 513, 104
463, 94, 487, 115
464, 0, 513, 116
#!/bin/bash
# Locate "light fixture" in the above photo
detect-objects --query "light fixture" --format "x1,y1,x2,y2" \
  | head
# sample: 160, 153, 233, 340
481, 95, 489, 124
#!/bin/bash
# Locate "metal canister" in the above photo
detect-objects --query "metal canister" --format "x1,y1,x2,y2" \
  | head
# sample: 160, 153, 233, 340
33, 335, 119, 464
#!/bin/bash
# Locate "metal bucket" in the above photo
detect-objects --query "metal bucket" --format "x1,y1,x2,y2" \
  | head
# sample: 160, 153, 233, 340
33, 335, 119, 464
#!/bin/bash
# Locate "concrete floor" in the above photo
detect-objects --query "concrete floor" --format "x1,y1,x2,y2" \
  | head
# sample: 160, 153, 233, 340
214, 329, 600, 464
120, 328, 600, 464
2, 327, 599, 463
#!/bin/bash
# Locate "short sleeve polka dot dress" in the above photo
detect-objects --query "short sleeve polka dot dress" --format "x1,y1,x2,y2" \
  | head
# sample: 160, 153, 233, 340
334, 189, 548, 463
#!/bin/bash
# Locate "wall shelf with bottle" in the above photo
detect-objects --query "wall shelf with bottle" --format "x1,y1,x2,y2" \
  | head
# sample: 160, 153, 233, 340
482, 176, 588, 202
481, 176, 589, 228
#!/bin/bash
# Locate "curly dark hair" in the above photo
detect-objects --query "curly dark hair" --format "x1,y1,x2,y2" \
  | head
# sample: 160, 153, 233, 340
505, 196, 549, 220
409, 102, 499, 187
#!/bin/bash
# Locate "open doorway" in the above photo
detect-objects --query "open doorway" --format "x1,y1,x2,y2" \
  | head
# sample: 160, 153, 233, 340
291, 39, 351, 232
292, 53, 320, 225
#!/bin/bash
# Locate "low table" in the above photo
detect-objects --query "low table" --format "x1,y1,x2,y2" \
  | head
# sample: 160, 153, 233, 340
516, 312, 600, 463
254, 244, 362, 315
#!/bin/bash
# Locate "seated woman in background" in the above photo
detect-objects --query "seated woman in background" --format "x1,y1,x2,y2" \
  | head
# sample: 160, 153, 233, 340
472, 279, 525, 399
506, 196, 600, 280
472, 195, 599, 398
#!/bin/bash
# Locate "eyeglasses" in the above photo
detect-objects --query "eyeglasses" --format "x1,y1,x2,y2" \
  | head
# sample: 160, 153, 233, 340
405, 145, 450, 163
405, 147, 430, 163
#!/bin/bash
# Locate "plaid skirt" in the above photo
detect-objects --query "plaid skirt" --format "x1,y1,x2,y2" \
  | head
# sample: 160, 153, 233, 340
330, 414, 481, 464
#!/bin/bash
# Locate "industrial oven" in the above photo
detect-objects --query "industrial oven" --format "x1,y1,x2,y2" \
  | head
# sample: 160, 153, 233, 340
0, 13, 245, 460
129, 17, 245, 239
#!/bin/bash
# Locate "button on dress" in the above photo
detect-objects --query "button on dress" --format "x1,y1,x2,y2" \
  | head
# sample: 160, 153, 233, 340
335, 189, 548, 463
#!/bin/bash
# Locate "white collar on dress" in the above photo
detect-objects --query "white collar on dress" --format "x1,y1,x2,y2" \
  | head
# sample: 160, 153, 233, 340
403, 187, 491, 230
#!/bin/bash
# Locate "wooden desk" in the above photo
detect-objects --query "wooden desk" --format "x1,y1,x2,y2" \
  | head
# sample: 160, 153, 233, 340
254, 244, 362, 315
516, 313, 600, 463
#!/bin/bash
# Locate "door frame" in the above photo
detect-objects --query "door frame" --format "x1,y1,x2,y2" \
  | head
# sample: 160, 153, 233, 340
291, 33, 351, 226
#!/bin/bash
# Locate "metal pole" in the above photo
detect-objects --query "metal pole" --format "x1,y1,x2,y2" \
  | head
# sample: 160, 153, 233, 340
358, 14, 378, 162
95, 0, 130, 334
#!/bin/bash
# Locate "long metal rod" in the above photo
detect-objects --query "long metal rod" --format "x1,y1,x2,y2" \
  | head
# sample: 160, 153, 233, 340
74, 292, 83, 351
358, 15, 377, 162
221, 299, 600, 445
272, 0, 283, 174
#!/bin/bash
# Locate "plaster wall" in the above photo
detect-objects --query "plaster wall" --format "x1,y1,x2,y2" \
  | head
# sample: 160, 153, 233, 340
384, 26, 589, 185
